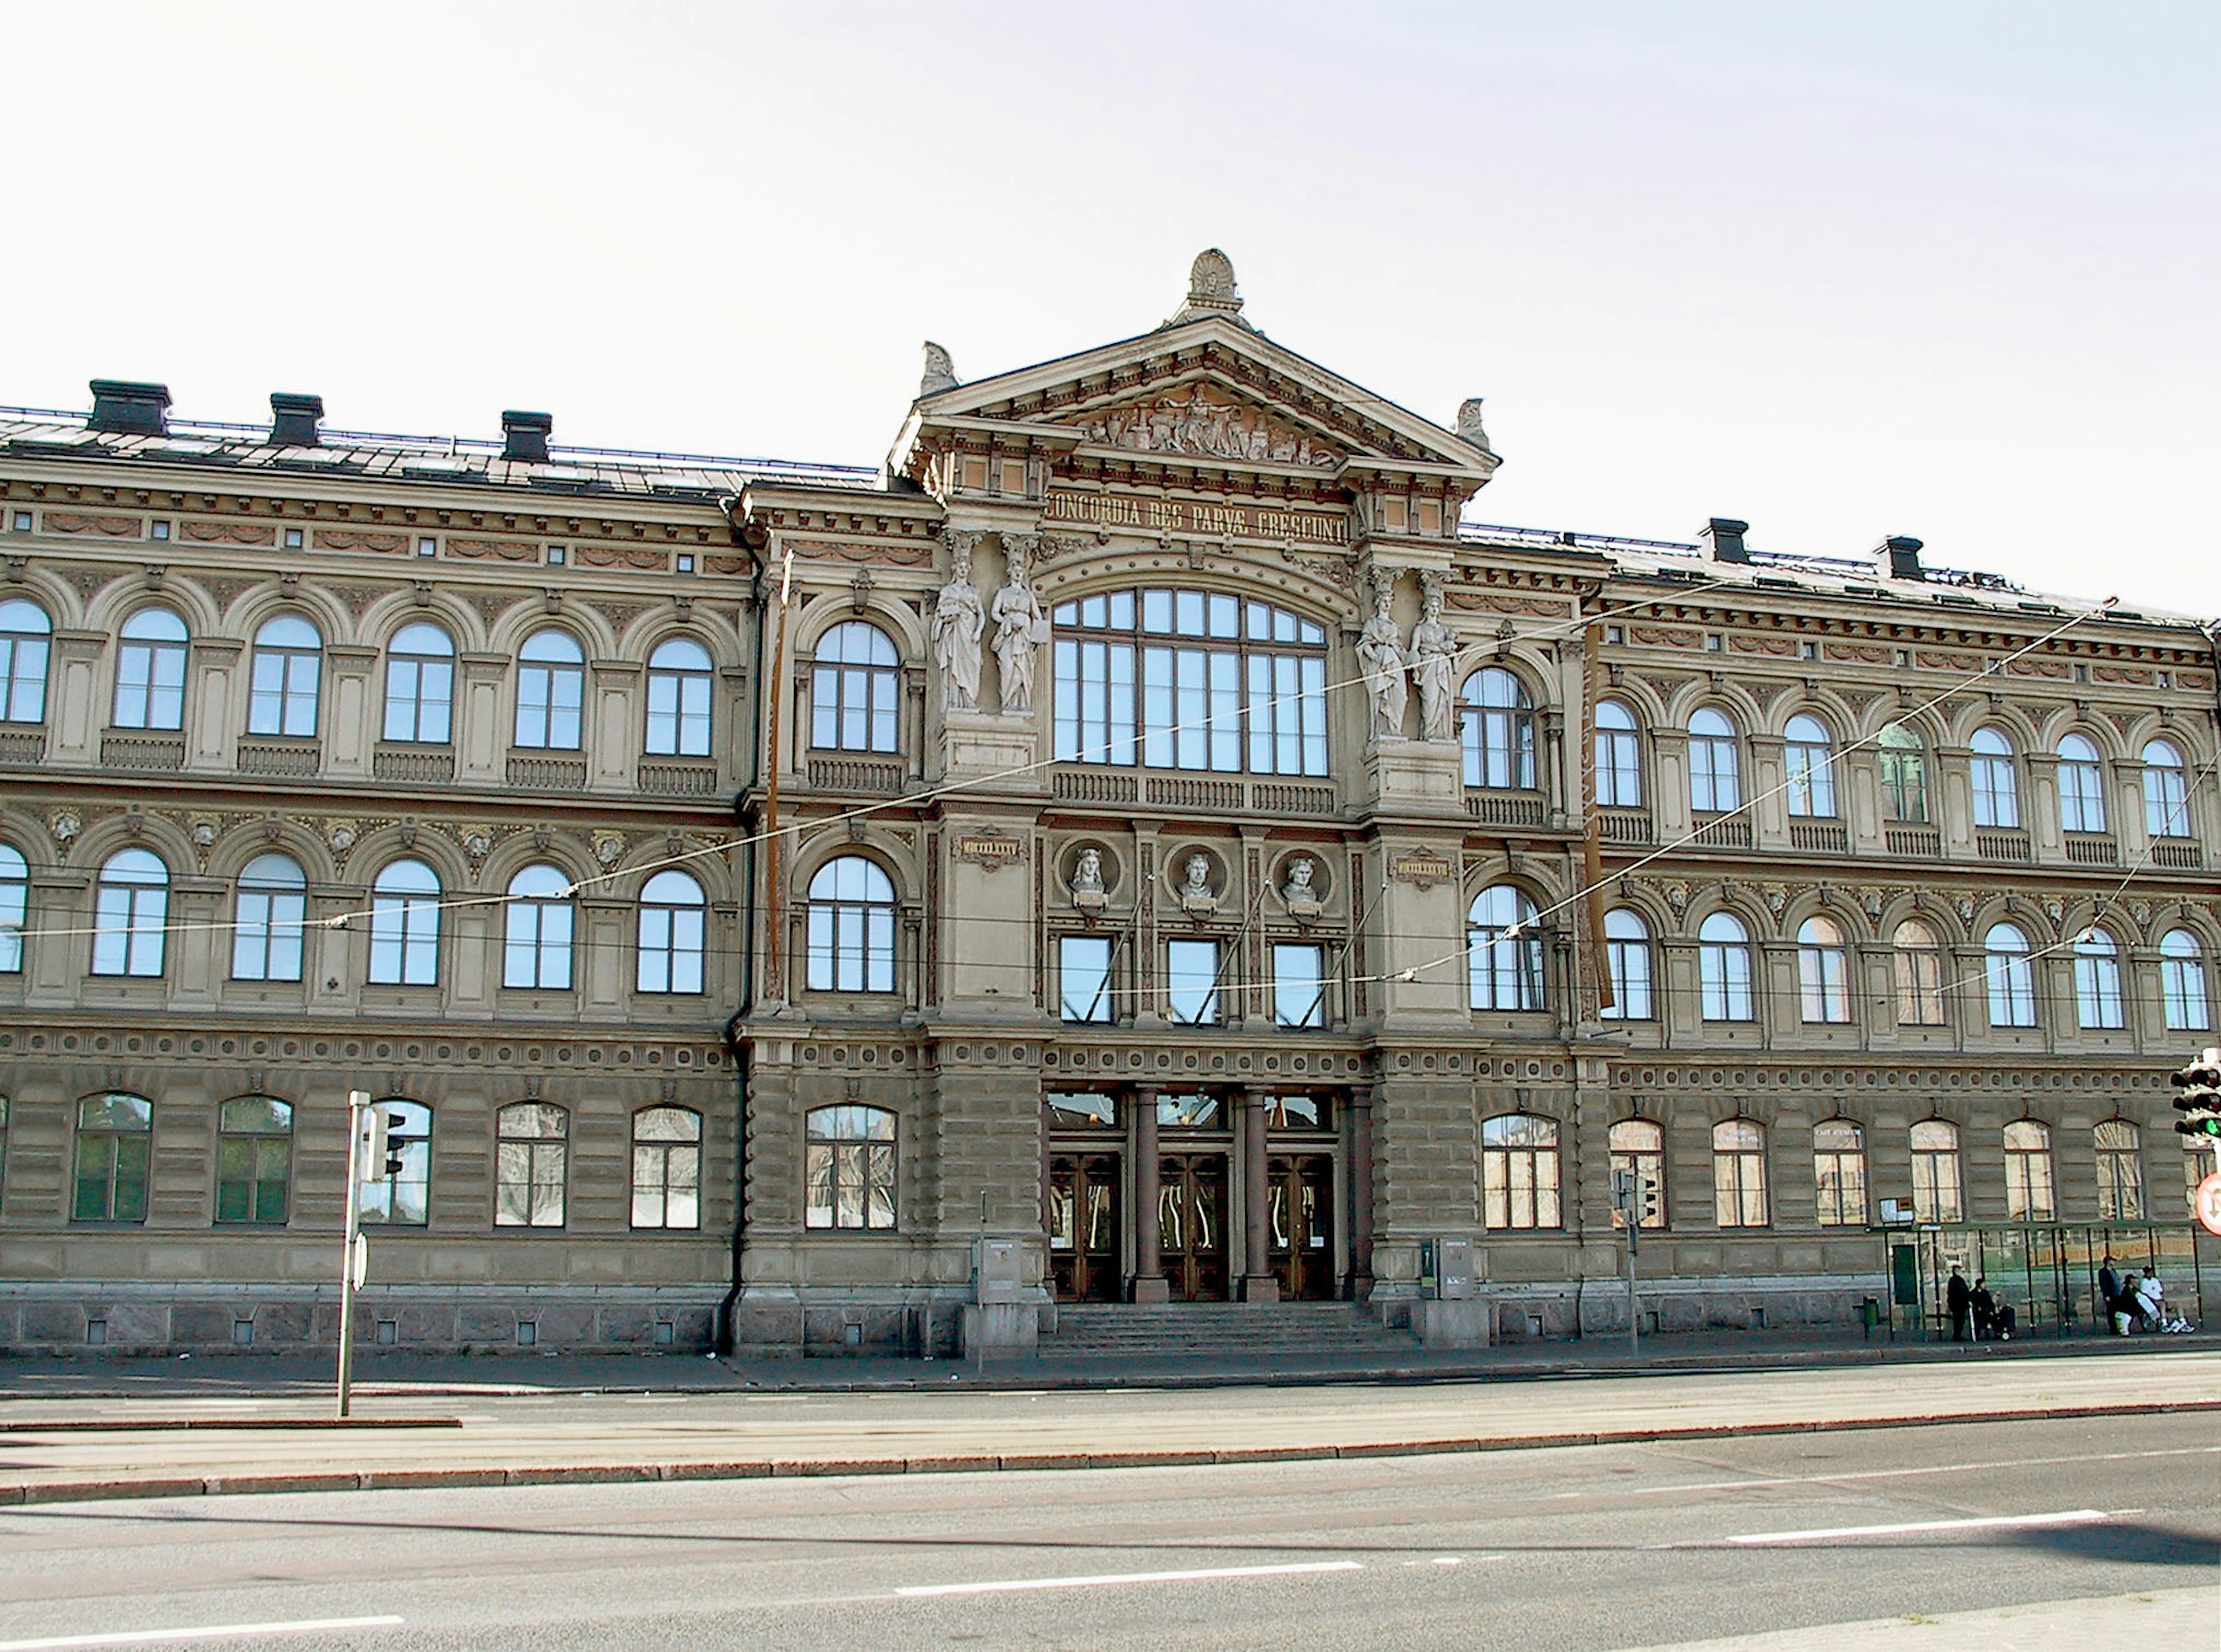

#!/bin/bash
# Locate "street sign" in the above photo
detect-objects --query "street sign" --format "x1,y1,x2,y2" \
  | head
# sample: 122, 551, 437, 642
2196, 1171, 2221, 1240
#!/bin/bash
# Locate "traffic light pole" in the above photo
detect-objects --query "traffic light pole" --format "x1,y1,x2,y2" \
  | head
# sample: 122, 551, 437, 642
335, 1089, 370, 1421
1612, 1168, 1641, 1358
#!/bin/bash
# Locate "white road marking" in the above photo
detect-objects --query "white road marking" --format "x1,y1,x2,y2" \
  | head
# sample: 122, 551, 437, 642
897, 1559, 1363, 1597
1569, 1444, 2221, 1502
0, 1617, 404, 1651
1726, 1508, 2109, 1546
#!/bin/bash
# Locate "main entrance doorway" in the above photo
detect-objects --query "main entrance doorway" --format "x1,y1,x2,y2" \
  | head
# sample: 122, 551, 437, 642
1159, 1152, 1230, 1301
1268, 1152, 1336, 1300
1048, 1151, 1121, 1302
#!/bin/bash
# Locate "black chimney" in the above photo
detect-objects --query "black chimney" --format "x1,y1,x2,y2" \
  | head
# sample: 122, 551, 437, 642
269, 392, 324, 448
501, 410, 553, 464
1699, 517, 1750, 563
1877, 536, 1925, 581
88, 379, 171, 436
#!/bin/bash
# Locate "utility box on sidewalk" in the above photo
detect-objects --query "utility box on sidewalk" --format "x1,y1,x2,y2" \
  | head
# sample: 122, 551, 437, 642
1415, 1236, 1489, 1348
961, 1238, 1038, 1359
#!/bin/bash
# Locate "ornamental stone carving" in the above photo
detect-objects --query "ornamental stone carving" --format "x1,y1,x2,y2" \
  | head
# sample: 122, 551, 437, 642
1279, 856, 1323, 921
1357, 571, 1410, 741
932, 530, 985, 711
1410, 572, 1459, 742
990, 533, 1049, 716
1071, 386, 1337, 468
1176, 852, 1219, 918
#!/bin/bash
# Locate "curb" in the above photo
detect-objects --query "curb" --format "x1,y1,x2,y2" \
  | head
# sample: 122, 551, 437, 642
5, 1396, 2215, 1509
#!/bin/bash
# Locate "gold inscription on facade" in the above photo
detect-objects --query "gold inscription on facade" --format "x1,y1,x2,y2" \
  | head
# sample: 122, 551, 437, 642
1045, 489, 1349, 546
954, 832, 1026, 869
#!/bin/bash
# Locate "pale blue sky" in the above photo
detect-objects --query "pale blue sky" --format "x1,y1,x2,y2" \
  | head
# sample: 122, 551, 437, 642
11, 2, 2216, 611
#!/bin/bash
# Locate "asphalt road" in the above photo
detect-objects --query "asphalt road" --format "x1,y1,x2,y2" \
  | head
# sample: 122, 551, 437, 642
2, 1413, 2215, 1651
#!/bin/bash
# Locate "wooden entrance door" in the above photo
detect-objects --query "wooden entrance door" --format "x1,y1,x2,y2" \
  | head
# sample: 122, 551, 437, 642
1268, 1152, 1337, 1300
1159, 1152, 1230, 1302
1049, 1151, 1121, 1303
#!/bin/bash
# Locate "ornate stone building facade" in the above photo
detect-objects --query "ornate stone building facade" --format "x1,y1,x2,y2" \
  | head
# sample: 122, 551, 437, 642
2, 256, 2216, 1355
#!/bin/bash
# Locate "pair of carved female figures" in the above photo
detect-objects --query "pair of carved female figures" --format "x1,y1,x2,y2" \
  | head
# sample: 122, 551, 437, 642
1359, 576, 1460, 742
932, 533, 1047, 714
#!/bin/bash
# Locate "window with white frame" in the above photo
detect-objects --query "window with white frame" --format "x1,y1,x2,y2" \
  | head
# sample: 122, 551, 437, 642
503, 864, 575, 989
0, 841, 25, 973
2003, 1119, 2056, 1221
368, 859, 441, 985
1272, 942, 1326, 1028
1812, 1118, 1868, 1227
645, 636, 713, 757
231, 853, 307, 982
810, 621, 900, 753
1970, 727, 2021, 828
805, 1104, 895, 1230
359, 1099, 430, 1225
91, 848, 168, 977
1059, 934, 1115, 1023
1608, 1118, 1664, 1230
1784, 714, 1837, 817
1984, 923, 2037, 1027
636, 869, 706, 994
1698, 912, 1754, 1022
1051, 588, 1327, 775
2142, 739, 2190, 838
1482, 1113, 1561, 1229
1879, 722, 1928, 823
1166, 938, 1222, 1024
0, 597, 51, 723
2160, 928, 2211, 1031
1600, 907, 1653, 1020
246, 615, 323, 737
1593, 699, 1643, 807
1909, 1118, 1964, 1222
2095, 1119, 2144, 1220
515, 629, 585, 750
1798, 916, 1853, 1024
113, 608, 188, 731
1460, 668, 1536, 790
1468, 884, 1543, 1011
1688, 707, 1741, 813
382, 622, 455, 744
631, 1107, 702, 1230
1712, 1119, 1769, 1227
495, 1102, 569, 1227
2074, 927, 2124, 1029
2057, 734, 2107, 834
1893, 919, 1946, 1026
806, 857, 896, 993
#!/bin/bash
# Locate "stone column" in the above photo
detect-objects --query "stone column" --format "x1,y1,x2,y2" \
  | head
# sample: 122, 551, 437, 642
1346, 1083, 1375, 1300
1131, 1085, 1167, 1303
1239, 1085, 1278, 1302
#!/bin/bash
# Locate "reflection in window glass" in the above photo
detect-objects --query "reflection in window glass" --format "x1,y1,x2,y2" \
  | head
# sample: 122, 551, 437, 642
1156, 1094, 1223, 1130
515, 630, 585, 750
1984, 924, 2036, 1028
2160, 929, 2211, 1031
360, 1100, 430, 1226
1060, 935, 1115, 1023
805, 1105, 895, 1230
215, 1097, 292, 1224
1813, 1119, 1867, 1226
72, 1093, 152, 1223
636, 869, 706, 994
496, 1102, 569, 1227
232, 853, 308, 982
370, 860, 441, 985
1910, 1119, 1964, 1222
1699, 912, 1753, 1022
0, 597, 52, 723
806, 857, 895, 993
115, 609, 188, 731
382, 622, 455, 744
1608, 1118, 1664, 1230
0, 841, 27, 974
631, 1107, 702, 1229
248, 615, 322, 738
1600, 908, 1652, 1021
1482, 1114, 1562, 1230
1970, 727, 2020, 828
1272, 942, 1325, 1028
92, 849, 169, 978
1784, 715, 1836, 817
1167, 938, 1220, 1024
2095, 1119, 2143, 1220
645, 636, 713, 757
1460, 669, 1535, 789
1894, 920, 1946, 1026
2057, 735, 2106, 834
1047, 1092, 1119, 1129
1593, 699, 1642, 807
1713, 1119, 1769, 1227
2003, 1119, 2056, 1221
811, 622, 899, 753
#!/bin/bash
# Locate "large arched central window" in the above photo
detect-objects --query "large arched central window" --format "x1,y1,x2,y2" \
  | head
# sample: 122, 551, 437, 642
637, 869, 707, 994
2057, 735, 2108, 834
232, 853, 307, 982
495, 1102, 570, 1227
2160, 928, 2211, 1031
1600, 908, 1653, 1020
806, 856, 895, 993
1688, 708, 1742, 813
1971, 727, 2021, 828
1812, 1119, 1867, 1227
515, 630, 585, 750
1878, 722, 1928, 823
247, 615, 323, 737
1698, 912, 1754, 1022
2074, 927, 2124, 1029
645, 636, 713, 757
115, 609, 188, 731
1984, 923, 2037, 1028
1784, 714, 1836, 817
382, 622, 455, 744
369, 859, 441, 985
92, 848, 169, 977
1051, 588, 1327, 776
1713, 1119, 1769, 1227
1797, 916, 1852, 1024
1593, 700, 1643, 807
503, 865, 575, 989
2143, 740, 2190, 838
0, 597, 52, 723
1467, 885, 1543, 1011
1893, 919, 1946, 1026
1460, 668, 1535, 790
0, 841, 28, 975
811, 621, 899, 753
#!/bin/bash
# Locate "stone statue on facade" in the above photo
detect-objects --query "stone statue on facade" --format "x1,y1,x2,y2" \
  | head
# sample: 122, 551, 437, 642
932, 530, 985, 711
991, 532, 1050, 715
1279, 856, 1323, 922
1357, 576, 1410, 741
1068, 846, 1108, 919
920, 341, 958, 397
1410, 575, 1460, 742
1456, 397, 1492, 453
1177, 852, 1219, 917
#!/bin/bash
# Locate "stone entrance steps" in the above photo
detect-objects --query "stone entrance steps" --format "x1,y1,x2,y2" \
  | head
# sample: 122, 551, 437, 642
1042, 1301, 1419, 1362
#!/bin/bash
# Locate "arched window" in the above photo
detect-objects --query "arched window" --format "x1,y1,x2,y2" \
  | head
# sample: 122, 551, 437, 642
1713, 1120, 1769, 1227
1910, 1119, 1964, 1223
1460, 668, 1535, 790
72, 1093, 152, 1223
1698, 912, 1754, 1022
515, 629, 585, 750
231, 852, 307, 982
1797, 916, 1853, 1024
805, 1104, 896, 1230
1467, 885, 1543, 1012
811, 621, 901, 754
2142, 739, 2190, 838
359, 1099, 430, 1226
632, 1107, 703, 1230
215, 1097, 292, 1225
1688, 707, 1741, 813
0, 596, 52, 722
1608, 1118, 1664, 1230
1593, 699, 1643, 807
2057, 734, 2107, 834
637, 869, 706, 994
1784, 714, 1836, 818
1813, 1119, 1868, 1227
369, 859, 441, 986
2003, 1119, 2056, 1221
1600, 908, 1653, 1021
247, 615, 323, 737
1983, 923, 2037, 1028
806, 856, 895, 993
1893, 919, 1946, 1026
645, 636, 713, 757
503, 864, 575, 990
91, 848, 168, 977
2160, 929, 2211, 1031
2095, 1119, 2143, 1220
382, 622, 455, 744
1481, 1114, 1562, 1230
0, 841, 26, 974
114, 609, 188, 731
2074, 927, 2124, 1030
495, 1102, 569, 1228
1971, 727, 2020, 829
1879, 722, 1928, 823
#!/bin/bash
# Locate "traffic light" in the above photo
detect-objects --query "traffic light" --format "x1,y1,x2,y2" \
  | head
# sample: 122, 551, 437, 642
1638, 1178, 1663, 1226
2171, 1050, 2221, 1140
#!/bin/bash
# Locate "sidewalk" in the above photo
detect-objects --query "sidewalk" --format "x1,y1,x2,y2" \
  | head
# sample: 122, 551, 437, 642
2, 1342, 2216, 1509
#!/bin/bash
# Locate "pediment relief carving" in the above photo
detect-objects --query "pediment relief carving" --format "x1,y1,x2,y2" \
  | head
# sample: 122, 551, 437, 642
1060, 384, 1344, 469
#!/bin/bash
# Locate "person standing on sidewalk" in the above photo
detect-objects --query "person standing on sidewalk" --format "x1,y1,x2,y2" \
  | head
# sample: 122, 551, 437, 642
1947, 1267, 1972, 1341
2099, 1259, 2123, 1334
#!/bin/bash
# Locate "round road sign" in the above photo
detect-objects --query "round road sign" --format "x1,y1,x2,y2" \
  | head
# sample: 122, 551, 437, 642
2196, 1171, 2221, 1240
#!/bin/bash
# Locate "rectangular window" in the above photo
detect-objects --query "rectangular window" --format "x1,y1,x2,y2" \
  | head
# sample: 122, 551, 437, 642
1272, 943, 1325, 1028
1602, 936, 1652, 1020
1166, 939, 1221, 1024
1060, 935, 1115, 1023
215, 1134, 290, 1224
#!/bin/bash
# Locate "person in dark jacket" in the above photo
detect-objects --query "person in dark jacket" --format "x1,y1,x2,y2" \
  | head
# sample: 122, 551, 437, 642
2099, 1259, 2123, 1334
1947, 1267, 1972, 1341
1971, 1278, 1996, 1341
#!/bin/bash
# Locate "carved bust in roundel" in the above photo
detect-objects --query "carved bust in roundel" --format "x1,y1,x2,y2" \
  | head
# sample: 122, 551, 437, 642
1178, 851, 1220, 919
1067, 846, 1109, 920
1279, 856, 1323, 921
